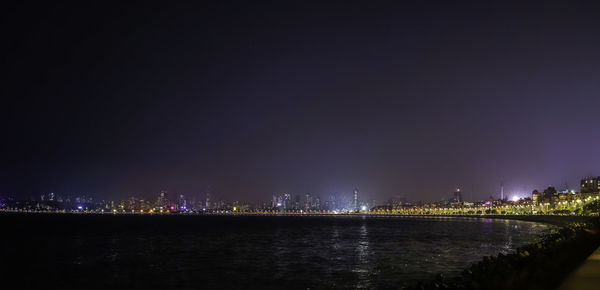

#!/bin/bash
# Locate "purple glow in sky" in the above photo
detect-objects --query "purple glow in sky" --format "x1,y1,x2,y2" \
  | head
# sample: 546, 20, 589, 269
3, 1, 600, 202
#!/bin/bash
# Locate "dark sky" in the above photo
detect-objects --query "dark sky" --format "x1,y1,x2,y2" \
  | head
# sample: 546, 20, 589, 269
3, 1, 600, 202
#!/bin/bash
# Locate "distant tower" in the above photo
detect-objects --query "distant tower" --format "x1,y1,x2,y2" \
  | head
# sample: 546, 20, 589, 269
178, 194, 186, 210
157, 190, 167, 208
500, 181, 504, 201
205, 192, 211, 209
283, 193, 291, 210
453, 188, 463, 203
305, 193, 312, 211
353, 188, 359, 211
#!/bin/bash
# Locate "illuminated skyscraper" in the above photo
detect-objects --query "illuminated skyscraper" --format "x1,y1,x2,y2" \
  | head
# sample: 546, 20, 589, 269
178, 194, 187, 210
453, 188, 463, 203
353, 188, 359, 212
581, 177, 600, 194
294, 195, 301, 210
205, 192, 211, 209
283, 193, 291, 210
328, 193, 338, 211
157, 190, 167, 208
305, 193, 312, 210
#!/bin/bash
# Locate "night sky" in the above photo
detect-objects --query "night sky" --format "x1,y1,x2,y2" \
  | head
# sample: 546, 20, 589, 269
3, 1, 600, 202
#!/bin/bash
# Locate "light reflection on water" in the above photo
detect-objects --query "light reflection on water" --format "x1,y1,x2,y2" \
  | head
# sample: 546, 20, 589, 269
354, 217, 372, 289
6, 215, 555, 289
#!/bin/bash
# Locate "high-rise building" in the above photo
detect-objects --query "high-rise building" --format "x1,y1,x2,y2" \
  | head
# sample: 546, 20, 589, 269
178, 194, 187, 210
205, 192, 211, 209
453, 188, 463, 203
157, 191, 167, 208
353, 188, 359, 211
532, 190, 540, 204
305, 193, 312, 211
292, 195, 300, 210
581, 177, 600, 194
328, 193, 338, 211
283, 193, 291, 210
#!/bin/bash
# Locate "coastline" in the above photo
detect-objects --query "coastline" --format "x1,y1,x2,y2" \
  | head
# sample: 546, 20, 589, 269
2, 210, 594, 226
409, 216, 600, 289
401, 214, 595, 226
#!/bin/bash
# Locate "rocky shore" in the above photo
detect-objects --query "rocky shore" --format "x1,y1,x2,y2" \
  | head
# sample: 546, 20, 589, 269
409, 217, 600, 290
438, 214, 595, 226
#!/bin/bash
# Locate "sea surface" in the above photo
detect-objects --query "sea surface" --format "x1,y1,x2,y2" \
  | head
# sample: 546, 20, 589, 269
1, 214, 555, 289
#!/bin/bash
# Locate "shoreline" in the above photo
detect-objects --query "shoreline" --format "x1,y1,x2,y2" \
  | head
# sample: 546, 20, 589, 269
409, 217, 600, 289
1, 210, 594, 226
401, 214, 595, 226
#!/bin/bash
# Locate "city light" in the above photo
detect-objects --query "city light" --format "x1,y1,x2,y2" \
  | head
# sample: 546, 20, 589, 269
2, 178, 599, 216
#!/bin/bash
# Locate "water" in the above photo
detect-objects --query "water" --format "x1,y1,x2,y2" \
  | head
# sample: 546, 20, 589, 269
1, 214, 554, 289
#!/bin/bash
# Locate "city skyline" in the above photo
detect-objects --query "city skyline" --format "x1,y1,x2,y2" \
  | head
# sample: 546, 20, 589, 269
4, 175, 600, 217
2, 175, 594, 206
0, 173, 595, 204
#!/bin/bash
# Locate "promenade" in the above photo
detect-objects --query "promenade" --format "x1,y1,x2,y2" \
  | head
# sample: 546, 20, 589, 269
559, 245, 600, 290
